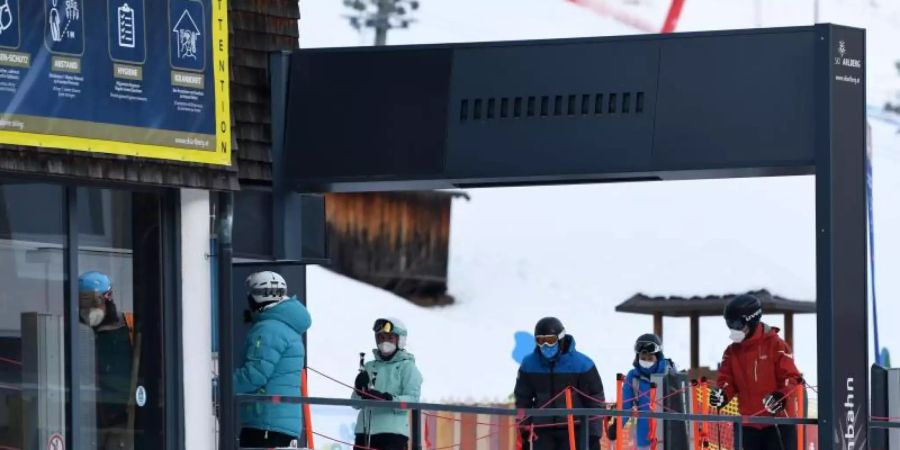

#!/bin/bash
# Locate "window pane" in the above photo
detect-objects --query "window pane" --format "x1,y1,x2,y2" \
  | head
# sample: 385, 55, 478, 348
0, 183, 67, 450
77, 188, 165, 450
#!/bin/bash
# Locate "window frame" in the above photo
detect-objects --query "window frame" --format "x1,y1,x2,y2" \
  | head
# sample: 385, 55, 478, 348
0, 174, 184, 450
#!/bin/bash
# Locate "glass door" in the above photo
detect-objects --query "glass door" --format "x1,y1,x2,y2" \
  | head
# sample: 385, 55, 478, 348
0, 182, 67, 450
76, 188, 168, 450
0, 180, 176, 450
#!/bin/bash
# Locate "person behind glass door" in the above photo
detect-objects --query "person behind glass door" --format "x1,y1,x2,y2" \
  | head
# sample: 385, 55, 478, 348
78, 271, 136, 450
234, 271, 311, 448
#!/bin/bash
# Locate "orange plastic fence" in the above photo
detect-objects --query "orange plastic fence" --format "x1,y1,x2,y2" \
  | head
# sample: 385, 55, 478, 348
796, 384, 805, 450
565, 387, 577, 450
302, 368, 315, 448
616, 374, 625, 450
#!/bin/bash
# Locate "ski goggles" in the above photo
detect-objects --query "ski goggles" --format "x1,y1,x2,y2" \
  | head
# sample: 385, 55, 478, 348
535, 333, 564, 347
249, 287, 286, 299
726, 308, 762, 330
634, 341, 661, 354
373, 318, 395, 334
375, 332, 396, 342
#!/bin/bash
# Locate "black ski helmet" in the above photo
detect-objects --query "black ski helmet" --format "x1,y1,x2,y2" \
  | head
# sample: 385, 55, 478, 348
724, 294, 763, 331
534, 317, 565, 337
634, 333, 663, 356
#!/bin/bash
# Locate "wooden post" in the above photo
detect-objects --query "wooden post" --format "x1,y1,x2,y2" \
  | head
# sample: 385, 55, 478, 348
784, 312, 794, 349
653, 313, 663, 339
690, 313, 699, 370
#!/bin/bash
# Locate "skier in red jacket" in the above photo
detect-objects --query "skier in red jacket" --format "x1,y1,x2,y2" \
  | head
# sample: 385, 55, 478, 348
708, 294, 802, 450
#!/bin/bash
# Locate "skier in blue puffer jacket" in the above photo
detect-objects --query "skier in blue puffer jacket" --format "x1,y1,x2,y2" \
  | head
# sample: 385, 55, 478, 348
234, 271, 312, 448
607, 334, 676, 450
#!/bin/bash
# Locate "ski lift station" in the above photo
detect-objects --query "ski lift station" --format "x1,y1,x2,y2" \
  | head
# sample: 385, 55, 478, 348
0, 1, 898, 448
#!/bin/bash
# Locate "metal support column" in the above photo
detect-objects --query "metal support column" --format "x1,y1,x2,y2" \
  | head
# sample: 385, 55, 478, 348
270, 50, 300, 263
217, 192, 236, 450
411, 409, 423, 450
63, 187, 82, 450
814, 24, 868, 450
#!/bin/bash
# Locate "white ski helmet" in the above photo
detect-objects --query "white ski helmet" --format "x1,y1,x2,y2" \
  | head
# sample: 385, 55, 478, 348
246, 271, 289, 306
373, 317, 408, 349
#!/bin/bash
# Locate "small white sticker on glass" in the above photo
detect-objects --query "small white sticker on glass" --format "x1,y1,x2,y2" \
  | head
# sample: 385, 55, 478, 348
135, 385, 147, 407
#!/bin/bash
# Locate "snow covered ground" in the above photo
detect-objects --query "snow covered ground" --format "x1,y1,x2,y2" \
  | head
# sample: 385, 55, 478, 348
300, 0, 900, 443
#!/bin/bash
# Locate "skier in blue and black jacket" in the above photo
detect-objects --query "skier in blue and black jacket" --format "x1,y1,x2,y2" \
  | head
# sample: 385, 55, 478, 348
514, 317, 605, 450
607, 333, 676, 450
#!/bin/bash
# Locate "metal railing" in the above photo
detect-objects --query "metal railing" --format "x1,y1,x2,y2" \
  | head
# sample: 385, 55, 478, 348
232, 394, 821, 450
870, 420, 900, 429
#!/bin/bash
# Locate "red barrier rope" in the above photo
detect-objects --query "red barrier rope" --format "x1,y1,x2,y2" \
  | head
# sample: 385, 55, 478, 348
307, 364, 818, 450
309, 367, 591, 436
424, 412, 583, 430
307, 366, 387, 400
570, 384, 691, 414
0, 356, 22, 367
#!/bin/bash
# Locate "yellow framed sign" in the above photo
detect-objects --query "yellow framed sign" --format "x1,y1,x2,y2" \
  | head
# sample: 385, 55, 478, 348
0, 0, 231, 166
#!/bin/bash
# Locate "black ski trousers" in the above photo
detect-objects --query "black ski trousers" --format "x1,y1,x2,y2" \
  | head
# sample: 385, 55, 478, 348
740, 424, 796, 450
355, 433, 409, 450
239, 428, 296, 448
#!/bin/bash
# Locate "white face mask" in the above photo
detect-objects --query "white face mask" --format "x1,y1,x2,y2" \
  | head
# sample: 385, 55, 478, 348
729, 329, 746, 343
638, 360, 655, 369
378, 341, 397, 355
80, 308, 105, 327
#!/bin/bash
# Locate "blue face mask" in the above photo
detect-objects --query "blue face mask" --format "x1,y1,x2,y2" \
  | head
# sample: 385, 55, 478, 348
540, 343, 560, 359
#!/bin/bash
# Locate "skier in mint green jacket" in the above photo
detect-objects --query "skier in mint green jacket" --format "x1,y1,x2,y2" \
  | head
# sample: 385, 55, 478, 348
234, 271, 311, 449
353, 317, 424, 450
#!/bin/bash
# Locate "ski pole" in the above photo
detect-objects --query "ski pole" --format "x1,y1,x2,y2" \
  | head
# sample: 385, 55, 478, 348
360, 352, 373, 449
766, 395, 788, 450
774, 422, 786, 450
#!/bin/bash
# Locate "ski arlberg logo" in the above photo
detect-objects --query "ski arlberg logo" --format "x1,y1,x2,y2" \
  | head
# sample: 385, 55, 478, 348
834, 40, 862, 69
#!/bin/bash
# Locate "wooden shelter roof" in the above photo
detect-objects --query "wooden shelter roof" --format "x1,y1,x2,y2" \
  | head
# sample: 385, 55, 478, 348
616, 289, 816, 317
